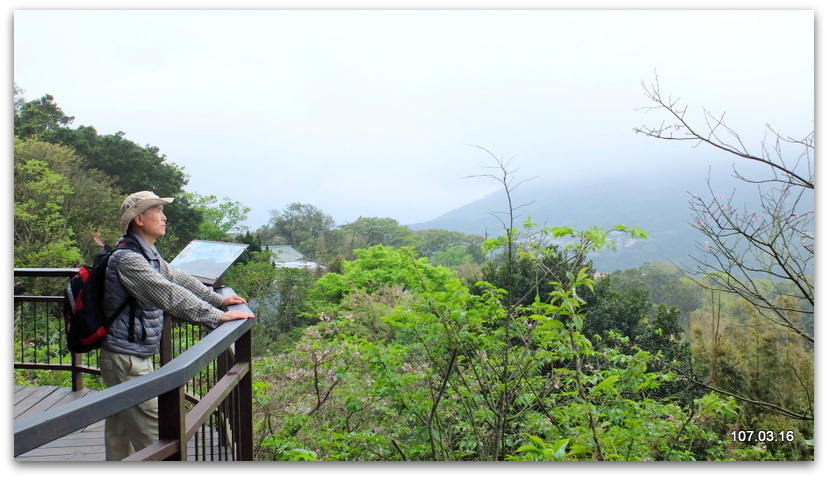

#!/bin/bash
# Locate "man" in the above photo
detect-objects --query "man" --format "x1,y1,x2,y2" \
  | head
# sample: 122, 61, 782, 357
99, 191, 255, 460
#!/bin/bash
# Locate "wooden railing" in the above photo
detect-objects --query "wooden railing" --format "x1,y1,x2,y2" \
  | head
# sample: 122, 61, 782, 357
13, 268, 255, 461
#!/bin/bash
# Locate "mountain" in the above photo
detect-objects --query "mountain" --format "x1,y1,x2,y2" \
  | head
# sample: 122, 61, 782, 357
409, 160, 769, 272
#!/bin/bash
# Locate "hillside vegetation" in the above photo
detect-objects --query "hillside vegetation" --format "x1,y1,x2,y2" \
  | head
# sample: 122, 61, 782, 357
13, 84, 814, 461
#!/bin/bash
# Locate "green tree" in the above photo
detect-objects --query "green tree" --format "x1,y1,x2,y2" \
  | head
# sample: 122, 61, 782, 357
608, 261, 703, 327
13, 83, 25, 116
14, 141, 83, 268
308, 245, 454, 311
431, 246, 473, 268
15, 92, 187, 197
409, 228, 464, 257
584, 278, 649, 341
263, 203, 335, 259
479, 245, 585, 308
42, 126, 188, 197
14, 137, 122, 263
185, 192, 251, 241
687, 292, 813, 459
153, 195, 205, 257
270, 267, 318, 336
253, 223, 746, 461
413, 228, 486, 268
338, 217, 416, 249
13, 91, 75, 139
222, 250, 302, 354
235, 230, 265, 264
13, 90, 202, 256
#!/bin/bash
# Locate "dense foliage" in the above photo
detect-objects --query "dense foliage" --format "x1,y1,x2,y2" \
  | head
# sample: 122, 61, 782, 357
249, 224, 812, 461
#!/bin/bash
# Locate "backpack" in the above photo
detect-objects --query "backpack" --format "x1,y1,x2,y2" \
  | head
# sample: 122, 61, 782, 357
63, 239, 147, 353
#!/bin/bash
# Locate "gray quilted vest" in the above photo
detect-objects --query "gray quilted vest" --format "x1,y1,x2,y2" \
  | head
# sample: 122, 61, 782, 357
101, 235, 166, 357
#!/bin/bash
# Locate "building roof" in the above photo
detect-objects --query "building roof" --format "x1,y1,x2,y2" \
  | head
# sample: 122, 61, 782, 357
264, 245, 325, 270
265, 245, 305, 263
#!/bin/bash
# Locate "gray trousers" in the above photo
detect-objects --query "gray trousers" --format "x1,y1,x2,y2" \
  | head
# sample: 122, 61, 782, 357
98, 349, 159, 461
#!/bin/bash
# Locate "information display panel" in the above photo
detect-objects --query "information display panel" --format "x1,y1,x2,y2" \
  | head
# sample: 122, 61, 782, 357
169, 240, 248, 286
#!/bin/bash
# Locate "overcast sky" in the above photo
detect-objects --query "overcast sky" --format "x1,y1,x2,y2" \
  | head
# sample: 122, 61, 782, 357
10, 5, 816, 231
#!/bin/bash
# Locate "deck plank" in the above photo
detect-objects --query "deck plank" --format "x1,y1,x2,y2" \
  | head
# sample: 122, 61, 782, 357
14, 385, 106, 461
14, 385, 61, 418
14, 385, 234, 461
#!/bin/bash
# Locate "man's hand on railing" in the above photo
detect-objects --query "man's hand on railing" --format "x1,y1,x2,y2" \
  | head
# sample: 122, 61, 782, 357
221, 294, 248, 307
220, 294, 255, 322
220, 310, 255, 321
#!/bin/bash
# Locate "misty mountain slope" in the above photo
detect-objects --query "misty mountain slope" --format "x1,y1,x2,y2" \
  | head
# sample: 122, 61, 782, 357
410, 162, 767, 272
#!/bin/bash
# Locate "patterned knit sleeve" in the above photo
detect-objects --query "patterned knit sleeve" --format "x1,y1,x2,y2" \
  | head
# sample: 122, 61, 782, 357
117, 252, 224, 327
161, 260, 225, 308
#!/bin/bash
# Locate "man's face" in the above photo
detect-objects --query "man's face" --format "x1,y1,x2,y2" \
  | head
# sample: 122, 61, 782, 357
135, 205, 168, 239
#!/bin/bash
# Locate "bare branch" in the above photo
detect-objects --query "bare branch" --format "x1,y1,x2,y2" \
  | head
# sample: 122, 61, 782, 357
660, 359, 814, 421
635, 76, 814, 190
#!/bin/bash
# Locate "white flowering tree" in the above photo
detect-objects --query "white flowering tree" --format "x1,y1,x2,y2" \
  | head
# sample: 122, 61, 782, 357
635, 76, 814, 429
635, 75, 813, 344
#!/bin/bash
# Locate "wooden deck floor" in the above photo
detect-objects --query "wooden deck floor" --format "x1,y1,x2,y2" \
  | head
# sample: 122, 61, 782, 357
14, 385, 236, 461
14, 385, 105, 461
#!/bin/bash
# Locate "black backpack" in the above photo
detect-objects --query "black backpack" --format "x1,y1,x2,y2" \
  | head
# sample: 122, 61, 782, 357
63, 239, 147, 353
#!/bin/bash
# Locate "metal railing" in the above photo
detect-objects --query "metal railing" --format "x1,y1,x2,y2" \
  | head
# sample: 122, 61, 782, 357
13, 268, 255, 461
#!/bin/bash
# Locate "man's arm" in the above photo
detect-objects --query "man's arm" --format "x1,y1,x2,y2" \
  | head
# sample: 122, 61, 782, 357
162, 261, 251, 311
160, 260, 225, 308
117, 252, 224, 327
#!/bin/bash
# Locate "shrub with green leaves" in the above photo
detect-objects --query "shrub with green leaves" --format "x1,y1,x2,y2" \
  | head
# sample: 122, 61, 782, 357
251, 225, 769, 461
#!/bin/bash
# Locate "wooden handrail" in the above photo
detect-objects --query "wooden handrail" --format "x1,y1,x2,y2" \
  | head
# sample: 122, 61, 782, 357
13, 284, 255, 460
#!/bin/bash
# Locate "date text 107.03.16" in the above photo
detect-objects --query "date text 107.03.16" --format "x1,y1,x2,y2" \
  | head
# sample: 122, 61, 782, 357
731, 430, 795, 442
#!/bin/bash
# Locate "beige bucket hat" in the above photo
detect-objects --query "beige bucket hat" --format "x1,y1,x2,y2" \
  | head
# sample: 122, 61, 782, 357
119, 191, 174, 234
